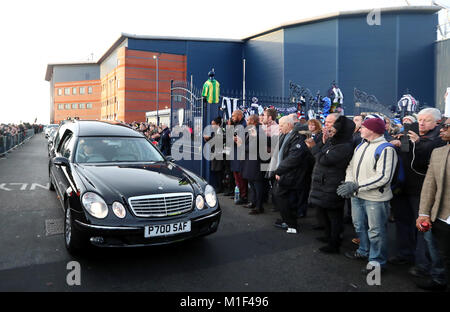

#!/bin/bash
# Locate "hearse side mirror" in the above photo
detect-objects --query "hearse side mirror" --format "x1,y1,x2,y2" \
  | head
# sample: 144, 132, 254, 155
53, 157, 70, 167
166, 156, 174, 162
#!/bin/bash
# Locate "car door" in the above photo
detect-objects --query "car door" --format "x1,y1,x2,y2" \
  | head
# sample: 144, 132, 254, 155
51, 131, 74, 206
49, 126, 64, 159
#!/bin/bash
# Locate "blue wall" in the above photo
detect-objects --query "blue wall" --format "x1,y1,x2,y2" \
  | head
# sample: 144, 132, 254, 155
126, 10, 438, 115
244, 11, 438, 115
284, 19, 338, 99
128, 38, 187, 55
127, 38, 243, 92
244, 30, 284, 96
397, 13, 437, 108
338, 14, 398, 115
186, 41, 244, 91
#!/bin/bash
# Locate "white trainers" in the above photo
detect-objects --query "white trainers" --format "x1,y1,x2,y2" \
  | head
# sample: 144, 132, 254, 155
286, 228, 297, 234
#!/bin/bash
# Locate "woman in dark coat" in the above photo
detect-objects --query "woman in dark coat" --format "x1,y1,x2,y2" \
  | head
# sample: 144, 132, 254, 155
240, 115, 266, 215
305, 115, 355, 254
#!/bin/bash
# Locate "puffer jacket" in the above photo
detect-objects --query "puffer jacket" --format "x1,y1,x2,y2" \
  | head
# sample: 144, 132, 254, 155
309, 116, 355, 209
345, 135, 398, 202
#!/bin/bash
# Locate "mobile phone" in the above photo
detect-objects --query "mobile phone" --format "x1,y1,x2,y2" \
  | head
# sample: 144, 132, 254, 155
404, 122, 419, 135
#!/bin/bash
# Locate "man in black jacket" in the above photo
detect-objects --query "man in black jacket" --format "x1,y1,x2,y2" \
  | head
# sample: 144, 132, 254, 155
159, 124, 171, 156
273, 116, 313, 234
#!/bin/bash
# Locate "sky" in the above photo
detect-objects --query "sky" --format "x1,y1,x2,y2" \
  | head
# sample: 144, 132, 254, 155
0, 0, 448, 124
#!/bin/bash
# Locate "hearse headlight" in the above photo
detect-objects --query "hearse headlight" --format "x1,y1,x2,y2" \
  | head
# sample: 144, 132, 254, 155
82, 192, 108, 219
112, 202, 127, 219
196, 195, 205, 210
204, 185, 217, 207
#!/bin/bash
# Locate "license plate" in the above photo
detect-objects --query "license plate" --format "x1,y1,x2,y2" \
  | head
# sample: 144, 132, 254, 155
144, 221, 191, 238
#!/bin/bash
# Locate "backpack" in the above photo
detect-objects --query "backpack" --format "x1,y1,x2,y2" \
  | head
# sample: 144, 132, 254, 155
356, 142, 404, 192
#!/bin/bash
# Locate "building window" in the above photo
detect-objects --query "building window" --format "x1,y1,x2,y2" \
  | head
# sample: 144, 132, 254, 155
86, 103, 92, 109
65, 103, 71, 110
79, 103, 85, 109
88, 86, 93, 94
80, 87, 85, 95
72, 87, 77, 95
58, 104, 64, 110
64, 88, 70, 95
58, 89, 62, 96
72, 103, 78, 109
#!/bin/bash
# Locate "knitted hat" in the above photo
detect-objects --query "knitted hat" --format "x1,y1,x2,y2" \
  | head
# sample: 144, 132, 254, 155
362, 118, 385, 135
402, 115, 417, 123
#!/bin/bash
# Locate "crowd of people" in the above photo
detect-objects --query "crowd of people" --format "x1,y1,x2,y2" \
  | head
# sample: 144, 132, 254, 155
0, 123, 43, 153
127, 121, 172, 156
204, 107, 449, 292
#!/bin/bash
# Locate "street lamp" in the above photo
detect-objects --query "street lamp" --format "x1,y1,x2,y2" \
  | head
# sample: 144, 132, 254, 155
153, 54, 159, 126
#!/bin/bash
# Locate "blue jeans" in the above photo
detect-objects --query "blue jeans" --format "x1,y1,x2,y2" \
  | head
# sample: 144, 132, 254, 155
351, 197, 390, 267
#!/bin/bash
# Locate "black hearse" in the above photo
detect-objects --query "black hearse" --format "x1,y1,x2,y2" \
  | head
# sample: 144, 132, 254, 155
49, 120, 221, 254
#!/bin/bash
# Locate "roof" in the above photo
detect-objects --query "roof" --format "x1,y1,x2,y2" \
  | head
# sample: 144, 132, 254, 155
45, 62, 98, 81
46, 5, 442, 79
97, 33, 243, 64
244, 6, 441, 40
73, 120, 144, 137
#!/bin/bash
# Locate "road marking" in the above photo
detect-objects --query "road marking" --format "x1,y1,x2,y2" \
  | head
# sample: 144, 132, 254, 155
0, 183, 49, 191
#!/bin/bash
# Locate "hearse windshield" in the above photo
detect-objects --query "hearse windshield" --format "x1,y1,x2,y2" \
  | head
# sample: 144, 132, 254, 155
74, 137, 165, 163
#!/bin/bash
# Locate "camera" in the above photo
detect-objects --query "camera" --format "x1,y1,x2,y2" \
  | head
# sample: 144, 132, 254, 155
400, 122, 419, 153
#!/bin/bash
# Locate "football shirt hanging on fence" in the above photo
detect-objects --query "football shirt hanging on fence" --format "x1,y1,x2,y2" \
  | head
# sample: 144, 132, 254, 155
202, 79, 220, 104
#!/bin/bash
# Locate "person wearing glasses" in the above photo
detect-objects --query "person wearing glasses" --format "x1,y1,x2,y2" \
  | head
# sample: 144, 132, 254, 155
415, 118, 450, 291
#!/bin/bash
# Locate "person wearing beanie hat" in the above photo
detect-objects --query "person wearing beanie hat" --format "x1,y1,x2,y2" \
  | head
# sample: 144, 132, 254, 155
361, 118, 386, 135
402, 115, 417, 124
337, 115, 398, 272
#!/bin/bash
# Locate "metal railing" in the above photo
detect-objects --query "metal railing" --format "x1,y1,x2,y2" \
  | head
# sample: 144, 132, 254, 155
0, 128, 35, 156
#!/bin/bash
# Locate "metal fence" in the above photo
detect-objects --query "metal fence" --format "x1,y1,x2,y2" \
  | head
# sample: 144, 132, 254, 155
170, 80, 204, 176
221, 89, 295, 111
0, 129, 35, 156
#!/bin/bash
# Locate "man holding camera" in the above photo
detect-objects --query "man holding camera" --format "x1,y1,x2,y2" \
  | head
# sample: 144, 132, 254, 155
388, 108, 446, 287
